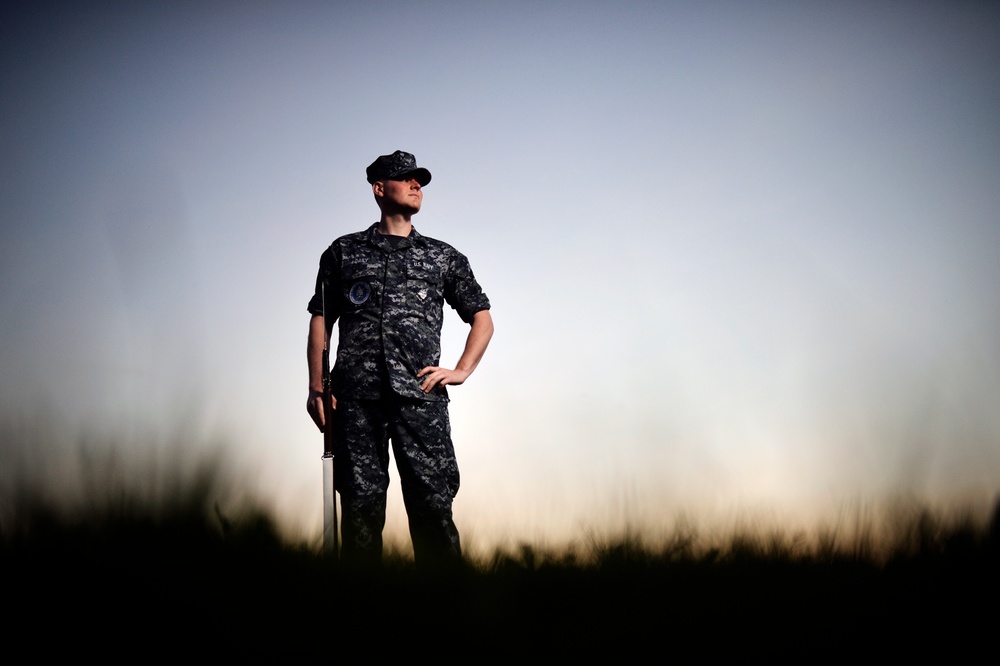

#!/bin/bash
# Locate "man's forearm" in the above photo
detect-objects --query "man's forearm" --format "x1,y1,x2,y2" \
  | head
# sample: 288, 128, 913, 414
307, 314, 327, 393
455, 309, 494, 376
415, 309, 493, 393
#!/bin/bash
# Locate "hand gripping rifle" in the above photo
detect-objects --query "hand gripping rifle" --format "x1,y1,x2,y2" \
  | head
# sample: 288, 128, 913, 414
321, 280, 339, 557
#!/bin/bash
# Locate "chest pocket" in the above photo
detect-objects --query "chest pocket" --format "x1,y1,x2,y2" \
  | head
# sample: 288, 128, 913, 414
340, 261, 381, 311
406, 263, 444, 314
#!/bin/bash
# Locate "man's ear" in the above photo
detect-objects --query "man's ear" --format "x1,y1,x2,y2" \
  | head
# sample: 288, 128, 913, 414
372, 181, 384, 198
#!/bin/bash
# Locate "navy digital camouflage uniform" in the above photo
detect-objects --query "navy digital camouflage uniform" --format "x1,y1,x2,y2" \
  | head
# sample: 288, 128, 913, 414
308, 222, 490, 562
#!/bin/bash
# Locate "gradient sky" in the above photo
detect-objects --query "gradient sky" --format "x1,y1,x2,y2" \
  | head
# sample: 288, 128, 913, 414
2, 1, 998, 549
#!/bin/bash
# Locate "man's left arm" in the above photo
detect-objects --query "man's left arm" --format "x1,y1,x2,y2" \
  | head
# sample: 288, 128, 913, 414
418, 309, 494, 393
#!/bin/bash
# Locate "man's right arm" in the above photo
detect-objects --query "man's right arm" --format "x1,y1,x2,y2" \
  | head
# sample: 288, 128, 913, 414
306, 246, 339, 432
306, 313, 336, 432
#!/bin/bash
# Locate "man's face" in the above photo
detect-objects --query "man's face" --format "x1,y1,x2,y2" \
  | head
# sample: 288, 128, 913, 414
376, 176, 423, 214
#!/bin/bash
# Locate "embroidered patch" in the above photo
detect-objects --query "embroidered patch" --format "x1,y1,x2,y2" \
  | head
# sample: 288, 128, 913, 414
417, 288, 428, 301
349, 281, 371, 305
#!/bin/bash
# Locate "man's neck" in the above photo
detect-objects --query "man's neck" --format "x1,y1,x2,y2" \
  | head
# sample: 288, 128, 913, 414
378, 215, 413, 237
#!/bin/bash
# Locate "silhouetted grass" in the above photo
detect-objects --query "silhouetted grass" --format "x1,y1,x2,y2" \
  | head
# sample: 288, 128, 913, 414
2, 428, 996, 657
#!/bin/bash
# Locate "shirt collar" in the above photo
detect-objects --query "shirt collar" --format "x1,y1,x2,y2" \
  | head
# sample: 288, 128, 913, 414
367, 222, 424, 251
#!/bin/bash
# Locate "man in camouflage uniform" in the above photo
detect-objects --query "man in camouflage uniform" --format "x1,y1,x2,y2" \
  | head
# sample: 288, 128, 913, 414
306, 150, 493, 564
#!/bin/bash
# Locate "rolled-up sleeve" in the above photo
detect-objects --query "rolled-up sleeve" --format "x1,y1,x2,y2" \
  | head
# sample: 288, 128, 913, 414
306, 247, 339, 323
445, 251, 490, 324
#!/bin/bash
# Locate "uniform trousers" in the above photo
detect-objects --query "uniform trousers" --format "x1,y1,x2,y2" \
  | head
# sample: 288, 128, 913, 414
333, 398, 461, 564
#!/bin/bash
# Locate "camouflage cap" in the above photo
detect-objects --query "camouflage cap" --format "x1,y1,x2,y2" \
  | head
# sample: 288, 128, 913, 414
366, 150, 432, 186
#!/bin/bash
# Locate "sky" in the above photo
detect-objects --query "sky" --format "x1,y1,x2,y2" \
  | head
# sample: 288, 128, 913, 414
2, 1, 999, 550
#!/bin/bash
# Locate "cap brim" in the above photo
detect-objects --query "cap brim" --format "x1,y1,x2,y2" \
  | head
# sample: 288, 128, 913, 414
403, 168, 432, 186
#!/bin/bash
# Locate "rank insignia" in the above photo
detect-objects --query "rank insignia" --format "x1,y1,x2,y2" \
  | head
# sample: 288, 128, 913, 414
417, 288, 428, 301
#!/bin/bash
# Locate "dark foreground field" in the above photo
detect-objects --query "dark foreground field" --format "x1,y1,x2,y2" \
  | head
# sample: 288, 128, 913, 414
5, 486, 997, 660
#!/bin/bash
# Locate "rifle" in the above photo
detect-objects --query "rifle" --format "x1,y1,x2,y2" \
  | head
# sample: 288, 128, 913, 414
321, 280, 339, 557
